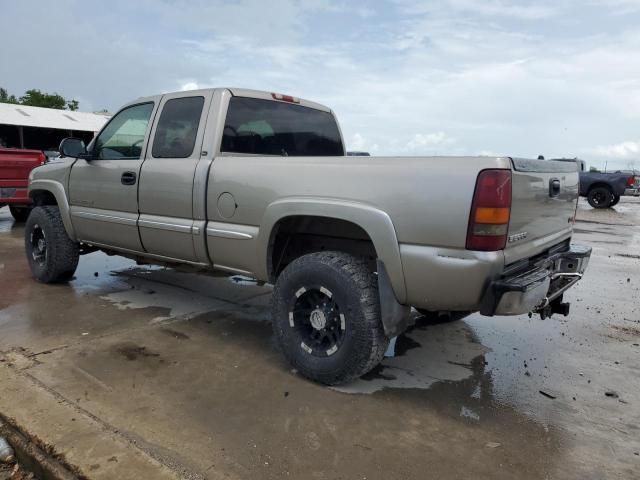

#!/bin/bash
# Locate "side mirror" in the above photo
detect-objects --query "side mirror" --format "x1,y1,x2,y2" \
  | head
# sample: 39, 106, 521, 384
59, 137, 87, 159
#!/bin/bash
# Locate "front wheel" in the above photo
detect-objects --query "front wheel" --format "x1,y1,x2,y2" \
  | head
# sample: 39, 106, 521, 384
587, 187, 613, 208
9, 205, 31, 222
609, 195, 620, 207
272, 251, 389, 385
25, 206, 79, 283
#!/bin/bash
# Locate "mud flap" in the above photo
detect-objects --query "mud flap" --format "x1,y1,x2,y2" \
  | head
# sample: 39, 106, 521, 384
377, 260, 412, 338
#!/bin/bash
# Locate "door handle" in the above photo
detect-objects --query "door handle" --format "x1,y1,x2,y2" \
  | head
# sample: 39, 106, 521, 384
121, 171, 137, 185
549, 178, 561, 197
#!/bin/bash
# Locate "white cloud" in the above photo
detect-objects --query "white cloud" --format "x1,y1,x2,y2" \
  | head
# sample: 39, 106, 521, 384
405, 132, 456, 153
346, 133, 380, 154
446, 0, 559, 19
1, 1, 639, 170
588, 140, 640, 159
349, 133, 366, 151
180, 82, 200, 91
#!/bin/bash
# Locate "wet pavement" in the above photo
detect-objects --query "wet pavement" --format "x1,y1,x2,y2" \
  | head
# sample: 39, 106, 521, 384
0, 198, 639, 479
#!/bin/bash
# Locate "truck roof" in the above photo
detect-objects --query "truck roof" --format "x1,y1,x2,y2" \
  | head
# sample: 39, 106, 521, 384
132, 88, 332, 113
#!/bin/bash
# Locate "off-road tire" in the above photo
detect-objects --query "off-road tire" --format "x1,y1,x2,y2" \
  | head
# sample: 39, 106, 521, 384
25, 206, 79, 283
587, 187, 613, 209
272, 251, 389, 385
9, 205, 31, 222
609, 195, 620, 207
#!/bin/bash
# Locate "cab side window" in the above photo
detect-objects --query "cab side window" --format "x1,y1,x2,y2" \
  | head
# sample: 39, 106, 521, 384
94, 103, 154, 160
152, 96, 204, 158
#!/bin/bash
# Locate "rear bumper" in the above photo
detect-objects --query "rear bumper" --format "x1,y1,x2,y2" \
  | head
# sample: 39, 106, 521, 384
624, 187, 640, 196
480, 244, 591, 316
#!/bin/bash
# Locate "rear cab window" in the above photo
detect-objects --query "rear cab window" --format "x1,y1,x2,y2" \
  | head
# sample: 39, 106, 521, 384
221, 97, 344, 156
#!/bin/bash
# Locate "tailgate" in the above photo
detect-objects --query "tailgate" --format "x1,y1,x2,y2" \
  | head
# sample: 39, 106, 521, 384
0, 150, 45, 185
505, 158, 579, 264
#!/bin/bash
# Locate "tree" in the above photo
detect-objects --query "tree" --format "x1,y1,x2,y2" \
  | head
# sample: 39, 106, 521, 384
0, 87, 79, 110
589, 166, 600, 172
19, 89, 66, 109
0, 88, 18, 104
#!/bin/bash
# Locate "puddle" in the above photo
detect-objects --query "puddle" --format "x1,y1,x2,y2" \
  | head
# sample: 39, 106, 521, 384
460, 405, 480, 421
333, 320, 490, 394
101, 275, 232, 323
228, 275, 260, 286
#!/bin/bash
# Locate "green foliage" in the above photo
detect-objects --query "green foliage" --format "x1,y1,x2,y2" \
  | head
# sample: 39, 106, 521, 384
589, 166, 600, 172
0, 87, 79, 110
19, 89, 66, 109
0, 88, 18, 104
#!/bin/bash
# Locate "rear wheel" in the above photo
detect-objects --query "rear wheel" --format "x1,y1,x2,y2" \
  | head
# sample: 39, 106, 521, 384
9, 205, 31, 222
25, 206, 79, 283
587, 187, 613, 209
272, 251, 389, 385
609, 195, 620, 207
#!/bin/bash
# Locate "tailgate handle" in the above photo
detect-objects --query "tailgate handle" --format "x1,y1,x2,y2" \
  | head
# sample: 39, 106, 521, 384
549, 178, 561, 197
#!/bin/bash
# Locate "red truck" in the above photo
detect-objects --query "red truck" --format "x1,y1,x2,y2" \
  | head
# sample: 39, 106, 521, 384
0, 148, 46, 221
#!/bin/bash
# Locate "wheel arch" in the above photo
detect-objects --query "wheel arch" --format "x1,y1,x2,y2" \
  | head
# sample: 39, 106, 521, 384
258, 198, 407, 304
587, 182, 614, 194
29, 180, 76, 240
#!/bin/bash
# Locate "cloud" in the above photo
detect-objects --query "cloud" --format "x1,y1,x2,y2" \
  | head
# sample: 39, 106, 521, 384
346, 133, 379, 154
405, 132, 456, 153
1, 0, 639, 171
588, 140, 640, 159
180, 82, 200, 91
394, 0, 559, 19
446, 0, 559, 19
348, 133, 366, 151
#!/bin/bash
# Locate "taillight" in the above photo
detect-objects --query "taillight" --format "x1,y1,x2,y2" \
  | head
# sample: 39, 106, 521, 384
271, 93, 300, 104
466, 169, 512, 251
627, 176, 636, 187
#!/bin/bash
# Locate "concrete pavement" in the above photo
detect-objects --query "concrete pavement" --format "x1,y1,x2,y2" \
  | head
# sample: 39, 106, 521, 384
0, 198, 638, 479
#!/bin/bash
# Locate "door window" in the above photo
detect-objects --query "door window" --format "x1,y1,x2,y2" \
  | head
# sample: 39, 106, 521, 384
152, 96, 204, 158
94, 103, 154, 159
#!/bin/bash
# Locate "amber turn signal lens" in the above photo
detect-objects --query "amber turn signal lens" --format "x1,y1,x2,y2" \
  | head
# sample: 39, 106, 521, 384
474, 207, 510, 224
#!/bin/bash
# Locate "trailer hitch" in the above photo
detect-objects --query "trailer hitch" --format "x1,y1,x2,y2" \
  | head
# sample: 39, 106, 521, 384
533, 295, 571, 320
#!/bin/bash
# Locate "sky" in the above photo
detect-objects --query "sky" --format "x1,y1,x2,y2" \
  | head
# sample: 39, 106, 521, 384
1, 0, 639, 170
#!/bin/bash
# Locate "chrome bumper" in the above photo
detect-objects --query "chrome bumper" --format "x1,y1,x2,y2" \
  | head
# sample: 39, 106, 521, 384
624, 187, 640, 196
481, 244, 591, 316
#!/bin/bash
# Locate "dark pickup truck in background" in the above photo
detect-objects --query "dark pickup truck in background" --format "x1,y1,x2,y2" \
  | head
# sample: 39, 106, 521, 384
0, 148, 46, 221
551, 158, 639, 208
579, 171, 639, 208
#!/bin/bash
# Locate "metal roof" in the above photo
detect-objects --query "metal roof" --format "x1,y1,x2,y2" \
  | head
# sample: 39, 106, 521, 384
0, 103, 110, 132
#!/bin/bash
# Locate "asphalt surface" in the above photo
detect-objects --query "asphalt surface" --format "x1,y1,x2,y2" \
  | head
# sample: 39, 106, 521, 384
0, 198, 638, 479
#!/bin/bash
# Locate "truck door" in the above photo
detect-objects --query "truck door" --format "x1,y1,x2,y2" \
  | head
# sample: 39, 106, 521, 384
137, 91, 213, 262
68, 101, 157, 251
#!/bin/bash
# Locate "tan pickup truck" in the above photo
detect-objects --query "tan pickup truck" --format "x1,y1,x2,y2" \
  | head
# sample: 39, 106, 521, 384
25, 88, 591, 384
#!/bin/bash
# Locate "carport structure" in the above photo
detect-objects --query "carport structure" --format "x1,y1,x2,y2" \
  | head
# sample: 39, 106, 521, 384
0, 103, 109, 152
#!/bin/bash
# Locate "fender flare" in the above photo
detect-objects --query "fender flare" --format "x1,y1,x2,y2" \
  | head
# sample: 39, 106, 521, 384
29, 179, 77, 241
257, 197, 407, 304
